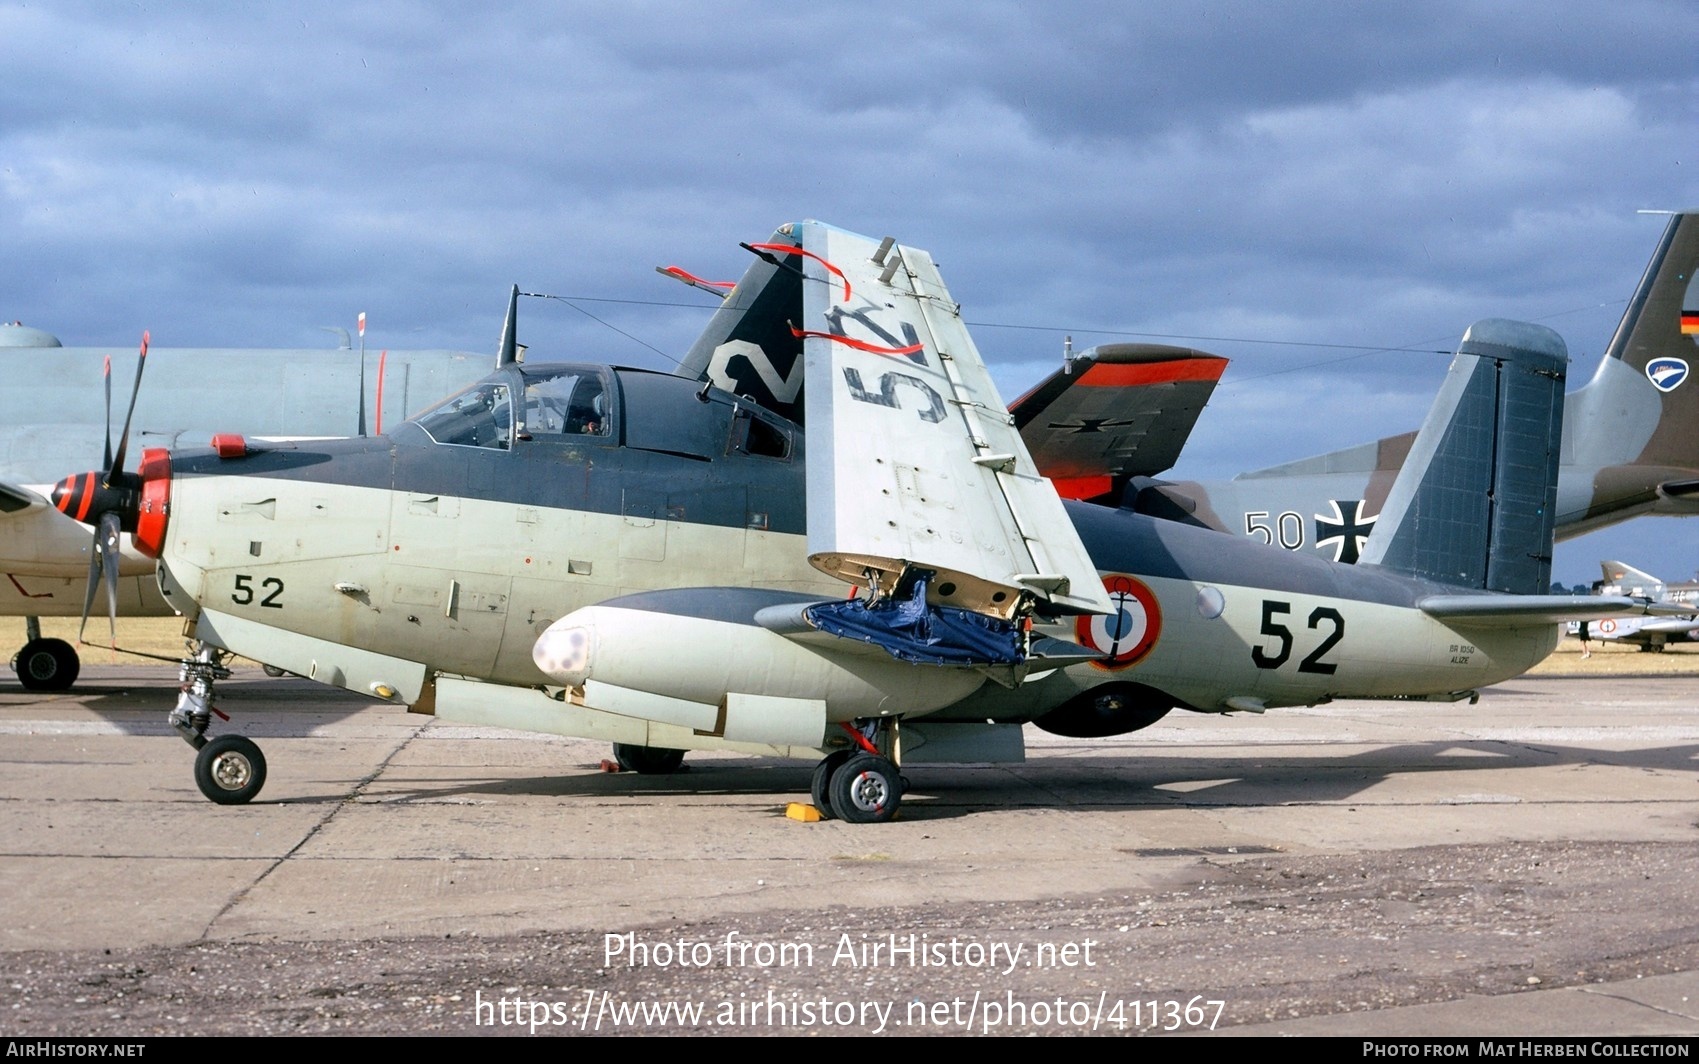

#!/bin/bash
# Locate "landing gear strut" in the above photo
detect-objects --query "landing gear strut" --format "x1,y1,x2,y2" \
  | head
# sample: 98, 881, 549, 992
812, 718, 904, 824
169, 643, 267, 804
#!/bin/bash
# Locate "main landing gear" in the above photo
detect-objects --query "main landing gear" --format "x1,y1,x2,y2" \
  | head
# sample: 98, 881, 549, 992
169, 643, 268, 805
11, 619, 80, 692
811, 719, 905, 824
13, 639, 80, 692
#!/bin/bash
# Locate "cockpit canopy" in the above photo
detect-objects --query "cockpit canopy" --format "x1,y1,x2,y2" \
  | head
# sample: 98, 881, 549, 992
409, 363, 795, 462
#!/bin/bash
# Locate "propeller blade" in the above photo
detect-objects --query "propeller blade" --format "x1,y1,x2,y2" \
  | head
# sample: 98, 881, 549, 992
75, 512, 125, 647
76, 524, 103, 645
108, 331, 149, 481
102, 354, 113, 471
99, 510, 122, 648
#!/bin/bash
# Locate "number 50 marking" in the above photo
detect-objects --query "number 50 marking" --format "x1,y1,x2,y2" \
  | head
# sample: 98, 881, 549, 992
1249, 600, 1343, 674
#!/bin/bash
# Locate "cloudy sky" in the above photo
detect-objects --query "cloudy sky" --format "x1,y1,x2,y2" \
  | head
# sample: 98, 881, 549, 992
3, 1, 1694, 585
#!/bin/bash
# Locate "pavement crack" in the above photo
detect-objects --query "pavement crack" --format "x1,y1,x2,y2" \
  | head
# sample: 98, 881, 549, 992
1575, 984, 1699, 1021
194, 720, 432, 941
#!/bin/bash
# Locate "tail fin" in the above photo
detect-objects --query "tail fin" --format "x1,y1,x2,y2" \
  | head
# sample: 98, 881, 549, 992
1598, 560, 1665, 598
1562, 210, 1699, 524
1227, 211, 1699, 540
1359, 319, 1567, 593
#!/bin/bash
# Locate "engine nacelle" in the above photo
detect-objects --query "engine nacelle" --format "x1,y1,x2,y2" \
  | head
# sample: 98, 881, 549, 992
1031, 681, 1176, 738
532, 588, 987, 744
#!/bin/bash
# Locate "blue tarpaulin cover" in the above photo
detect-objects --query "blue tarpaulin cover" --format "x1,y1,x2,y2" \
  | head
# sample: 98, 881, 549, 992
805, 573, 1025, 666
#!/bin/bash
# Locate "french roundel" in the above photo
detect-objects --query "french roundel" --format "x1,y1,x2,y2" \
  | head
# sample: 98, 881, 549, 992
1075, 575, 1162, 670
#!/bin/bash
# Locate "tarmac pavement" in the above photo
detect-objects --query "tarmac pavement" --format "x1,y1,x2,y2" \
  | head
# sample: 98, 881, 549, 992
3, 664, 1696, 1037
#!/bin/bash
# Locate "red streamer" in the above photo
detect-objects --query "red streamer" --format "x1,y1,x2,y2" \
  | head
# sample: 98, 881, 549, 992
749, 242, 852, 302
789, 325, 923, 357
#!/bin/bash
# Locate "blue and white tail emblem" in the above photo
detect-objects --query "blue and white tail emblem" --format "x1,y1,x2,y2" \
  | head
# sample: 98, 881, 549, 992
1646, 357, 1689, 393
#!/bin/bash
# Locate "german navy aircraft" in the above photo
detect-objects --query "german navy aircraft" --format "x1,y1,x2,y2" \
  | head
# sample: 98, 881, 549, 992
1568, 560, 1699, 652
0, 322, 488, 689
1025, 211, 1699, 562
51, 222, 1683, 823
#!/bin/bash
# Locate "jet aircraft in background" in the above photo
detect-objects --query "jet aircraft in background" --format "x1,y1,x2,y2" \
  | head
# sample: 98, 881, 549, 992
1569, 560, 1699, 652
51, 222, 1682, 821
0, 322, 489, 689
1006, 211, 1699, 563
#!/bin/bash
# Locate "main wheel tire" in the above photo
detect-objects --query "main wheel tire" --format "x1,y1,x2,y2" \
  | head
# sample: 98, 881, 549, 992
14, 638, 80, 692
612, 743, 686, 775
828, 754, 903, 824
810, 749, 855, 820
194, 735, 267, 805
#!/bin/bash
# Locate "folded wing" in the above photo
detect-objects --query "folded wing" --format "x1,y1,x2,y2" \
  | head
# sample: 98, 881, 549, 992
1010, 343, 1227, 500
793, 221, 1112, 621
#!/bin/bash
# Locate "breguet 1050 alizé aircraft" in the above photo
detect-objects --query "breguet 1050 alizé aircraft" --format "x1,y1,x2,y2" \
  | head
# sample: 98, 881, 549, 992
52, 222, 1684, 823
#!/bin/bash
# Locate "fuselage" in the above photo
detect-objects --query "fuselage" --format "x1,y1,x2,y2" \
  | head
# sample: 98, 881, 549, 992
146, 362, 1559, 727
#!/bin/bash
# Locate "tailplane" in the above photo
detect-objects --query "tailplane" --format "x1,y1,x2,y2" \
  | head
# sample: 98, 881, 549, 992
1359, 319, 1567, 593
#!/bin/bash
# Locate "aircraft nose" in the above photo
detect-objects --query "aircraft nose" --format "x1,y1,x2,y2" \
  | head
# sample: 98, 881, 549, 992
533, 621, 594, 685
49, 447, 173, 559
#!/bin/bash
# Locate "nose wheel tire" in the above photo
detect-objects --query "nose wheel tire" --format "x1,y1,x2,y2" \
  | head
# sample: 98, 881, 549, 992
14, 638, 80, 692
828, 754, 902, 824
194, 735, 267, 805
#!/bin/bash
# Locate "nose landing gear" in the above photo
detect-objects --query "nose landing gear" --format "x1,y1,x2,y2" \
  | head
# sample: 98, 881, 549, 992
168, 643, 267, 805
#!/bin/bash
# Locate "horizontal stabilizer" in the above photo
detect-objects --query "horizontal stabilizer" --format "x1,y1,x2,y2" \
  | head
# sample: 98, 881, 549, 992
1419, 594, 1693, 628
